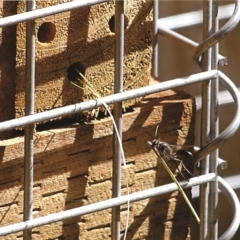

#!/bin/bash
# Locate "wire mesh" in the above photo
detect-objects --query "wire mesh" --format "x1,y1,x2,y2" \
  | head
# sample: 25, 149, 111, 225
0, 1, 240, 240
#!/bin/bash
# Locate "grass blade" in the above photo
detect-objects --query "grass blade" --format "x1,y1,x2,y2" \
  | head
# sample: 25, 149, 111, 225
147, 141, 200, 224
70, 71, 130, 239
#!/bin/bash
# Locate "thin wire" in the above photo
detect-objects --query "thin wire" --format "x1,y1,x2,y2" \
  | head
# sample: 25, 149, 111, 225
71, 72, 130, 240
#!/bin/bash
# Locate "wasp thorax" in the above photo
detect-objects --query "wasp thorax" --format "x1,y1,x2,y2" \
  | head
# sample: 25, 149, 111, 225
152, 140, 173, 156
150, 137, 194, 180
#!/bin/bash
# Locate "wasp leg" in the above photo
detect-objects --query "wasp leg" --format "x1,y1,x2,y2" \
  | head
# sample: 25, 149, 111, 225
180, 161, 194, 177
168, 157, 187, 180
169, 157, 194, 181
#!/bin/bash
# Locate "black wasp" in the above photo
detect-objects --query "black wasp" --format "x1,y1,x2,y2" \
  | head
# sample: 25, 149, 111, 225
147, 126, 194, 180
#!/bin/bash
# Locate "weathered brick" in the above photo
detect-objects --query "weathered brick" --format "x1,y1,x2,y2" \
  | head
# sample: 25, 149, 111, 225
0, 91, 195, 239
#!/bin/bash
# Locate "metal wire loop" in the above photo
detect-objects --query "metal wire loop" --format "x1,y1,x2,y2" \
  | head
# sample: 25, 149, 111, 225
194, 0, 240, 66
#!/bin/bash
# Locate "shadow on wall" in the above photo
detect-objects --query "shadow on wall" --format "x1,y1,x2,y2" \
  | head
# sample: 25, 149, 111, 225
0, 91, 195, 239
0, 1, 17, 139
14, 0, 153, 119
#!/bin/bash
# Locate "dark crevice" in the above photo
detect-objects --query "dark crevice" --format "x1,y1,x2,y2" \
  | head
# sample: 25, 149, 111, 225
11, 106, 134, 138
67, 173, 87, 180
87, 223, 111, 231
134, 167, 157, 174
0, 178, 20, 186
65, 196, 87, 205
0, 201, 18, 208
42, 189, 66, 198
87, 177, 112, 186
67, 148, 90, 157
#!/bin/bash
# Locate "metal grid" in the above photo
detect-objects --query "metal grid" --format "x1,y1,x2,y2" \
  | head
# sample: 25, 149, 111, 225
0, 1, 240, 239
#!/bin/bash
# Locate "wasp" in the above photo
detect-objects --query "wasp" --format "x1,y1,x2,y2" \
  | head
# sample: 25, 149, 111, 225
147, 126, 194, 180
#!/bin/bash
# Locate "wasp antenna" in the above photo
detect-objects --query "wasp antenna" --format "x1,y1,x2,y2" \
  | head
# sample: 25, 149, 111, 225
154, 125, 160, 138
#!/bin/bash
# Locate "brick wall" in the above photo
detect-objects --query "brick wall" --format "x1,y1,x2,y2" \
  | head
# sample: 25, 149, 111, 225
0, 91, 195, 239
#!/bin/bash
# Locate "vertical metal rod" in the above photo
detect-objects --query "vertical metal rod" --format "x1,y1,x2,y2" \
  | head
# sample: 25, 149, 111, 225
23, 1, 36, 239
209, 0, 219, 239
153, 0, 159, 78
200, 1, 212, 239
112, 1, 124, 240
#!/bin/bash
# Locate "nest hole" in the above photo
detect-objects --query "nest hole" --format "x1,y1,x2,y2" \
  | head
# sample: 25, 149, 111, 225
67, 62, 86, 82
108, 15, 129, 33
37, 22, 56, 43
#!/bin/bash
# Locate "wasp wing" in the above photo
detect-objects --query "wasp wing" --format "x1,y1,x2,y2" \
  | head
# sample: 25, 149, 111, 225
166, 145, 194, 179
168, 144, 193, 159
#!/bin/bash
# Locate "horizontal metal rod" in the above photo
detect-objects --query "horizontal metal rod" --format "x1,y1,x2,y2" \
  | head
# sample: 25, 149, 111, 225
0, 70, 218, 133
191, 173, 240, 199
0, 173, 216, 236
157, 5, 238, 66
195, 88, 240, 110
0, 0, 108, 27
157, 4, 235, 30
158, 26, 227, 66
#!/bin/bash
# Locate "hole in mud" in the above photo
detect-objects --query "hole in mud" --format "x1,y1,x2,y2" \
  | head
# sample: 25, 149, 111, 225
108, 15, 129, 33
67, 62, 86, 82
37, 22, 56, 43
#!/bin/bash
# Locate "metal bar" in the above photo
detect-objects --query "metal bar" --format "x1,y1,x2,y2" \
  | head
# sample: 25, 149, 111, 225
192, 173, 240, 198
157, 4, 235, 30
0, 174, 216, 236
152, 0, 160, 78
0, 0, 108, 27
0, 70, 218, 132
218, 176, 240, 240
192, 176, 240, 239
194, 0, 240, 65
0, 2, 239, 239
157, 26, 227, 66
194, 71, 240, 162
1, 70, 239, 168
209, 1, 219, 239
112, 1, 124, 239
157, 1, 240, 67
195, 88, 240, 110
0, 1, 234, 30
23, 1, 36, 239
199, 1, 212, 239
